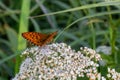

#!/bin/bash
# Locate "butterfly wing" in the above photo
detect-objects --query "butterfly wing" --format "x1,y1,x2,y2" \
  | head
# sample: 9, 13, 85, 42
22, 32, 49, 46
42, 31, 57, 46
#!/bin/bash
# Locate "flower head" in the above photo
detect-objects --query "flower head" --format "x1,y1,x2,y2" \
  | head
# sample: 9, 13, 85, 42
13, 43, 102, 80
107, 68, 120, 79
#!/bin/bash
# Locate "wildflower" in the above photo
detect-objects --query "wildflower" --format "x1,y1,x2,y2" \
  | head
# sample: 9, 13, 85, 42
96, 46, 111, 55
13, 43, 102, 80
107, 68, 120, 79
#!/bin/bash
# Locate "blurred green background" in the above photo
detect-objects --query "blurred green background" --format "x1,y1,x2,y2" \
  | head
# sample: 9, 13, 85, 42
0, 0, 120, 80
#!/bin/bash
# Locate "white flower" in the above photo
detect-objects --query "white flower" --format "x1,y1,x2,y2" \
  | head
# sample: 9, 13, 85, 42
107, 68, 120, 80
13, 43, 102, 80
96, 46, 111, 55
101, 76, 106, 80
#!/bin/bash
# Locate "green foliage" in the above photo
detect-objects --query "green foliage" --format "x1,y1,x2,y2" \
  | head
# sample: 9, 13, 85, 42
0, 0, 120, 80
15, 0, 31, 74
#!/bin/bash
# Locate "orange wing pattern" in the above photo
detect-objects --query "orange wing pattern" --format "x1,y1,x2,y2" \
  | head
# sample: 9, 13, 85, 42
22, 31, 57, 46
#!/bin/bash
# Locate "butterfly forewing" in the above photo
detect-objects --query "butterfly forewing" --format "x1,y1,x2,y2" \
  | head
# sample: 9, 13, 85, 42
22, 31, 57, 46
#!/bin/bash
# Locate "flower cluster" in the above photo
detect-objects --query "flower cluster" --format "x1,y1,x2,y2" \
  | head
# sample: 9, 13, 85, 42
96, 46, 111, 55
107, 68, 120, 79
12, 43, 120, 80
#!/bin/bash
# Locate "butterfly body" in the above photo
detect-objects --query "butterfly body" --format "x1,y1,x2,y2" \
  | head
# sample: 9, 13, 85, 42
22, 31, 57, 46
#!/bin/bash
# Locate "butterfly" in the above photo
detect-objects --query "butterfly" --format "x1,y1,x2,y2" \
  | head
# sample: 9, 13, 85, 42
22, 31, 57, 46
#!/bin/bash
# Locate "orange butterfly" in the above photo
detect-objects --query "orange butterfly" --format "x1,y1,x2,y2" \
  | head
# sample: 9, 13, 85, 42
22, 31, 57, 46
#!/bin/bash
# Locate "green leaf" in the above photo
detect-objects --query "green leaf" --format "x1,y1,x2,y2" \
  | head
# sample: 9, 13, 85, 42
5, 24, 18, 52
